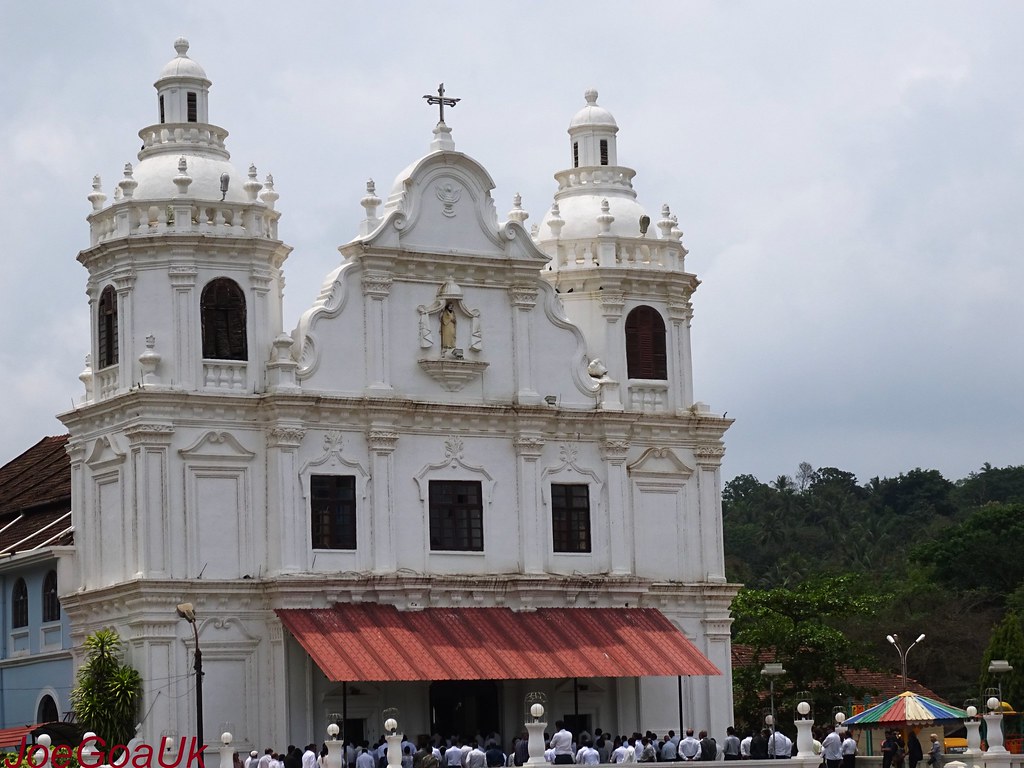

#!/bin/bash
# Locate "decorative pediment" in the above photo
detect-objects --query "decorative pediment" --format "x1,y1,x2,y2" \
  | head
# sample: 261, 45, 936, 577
540, 443, 604, 507
413, 436, 496, 503
85, 435, 125, 469
178, 431, 256, 461
298, 432, 369, 499
627, 447, 694, 480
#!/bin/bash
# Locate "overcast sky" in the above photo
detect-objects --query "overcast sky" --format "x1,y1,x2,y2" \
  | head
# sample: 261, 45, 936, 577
1, 2, 1021, 485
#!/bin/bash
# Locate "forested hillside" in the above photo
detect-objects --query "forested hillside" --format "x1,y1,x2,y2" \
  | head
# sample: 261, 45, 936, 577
724, 462, 1024, 724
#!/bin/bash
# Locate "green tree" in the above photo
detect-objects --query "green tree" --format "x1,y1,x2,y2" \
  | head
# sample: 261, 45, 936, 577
979, 611, 1024, 711
71, 629, 142, 749
730, 575, 888, 729
912, 503, 1024, 600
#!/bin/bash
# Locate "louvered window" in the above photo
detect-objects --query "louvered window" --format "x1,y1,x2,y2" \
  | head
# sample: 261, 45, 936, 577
187, 92, 198, 123
12, 578, 28, 629
42, 570, 59, 622
310, 475, 357, 550
97, 285, 118, 369
159, 95, 166, 124
552, 483, 591, 553
625, 305, 668, 380
201, 278, 248, 360
573, 142, 579, 169
600, 139, 609, 166
429, 480, 483, 551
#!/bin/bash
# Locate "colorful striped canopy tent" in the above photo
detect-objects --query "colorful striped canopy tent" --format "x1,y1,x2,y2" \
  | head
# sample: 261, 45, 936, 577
844, 691, 969, 726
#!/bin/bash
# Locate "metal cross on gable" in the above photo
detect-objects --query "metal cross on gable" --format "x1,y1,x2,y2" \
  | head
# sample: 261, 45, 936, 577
423, 82, 460, 124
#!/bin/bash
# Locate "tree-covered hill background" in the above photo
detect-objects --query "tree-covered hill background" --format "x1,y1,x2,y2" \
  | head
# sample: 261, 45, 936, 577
725, 462, 1024, 727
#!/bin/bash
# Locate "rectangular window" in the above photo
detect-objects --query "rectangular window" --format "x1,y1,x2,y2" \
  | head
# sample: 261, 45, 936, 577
573, 142, 579, 169
429, 480, 483, 551
599, 139, 609, 166
552, 483, 591, 553
310, 475, 357, 550
159, 95, 166, 124
187, 92, 198, 123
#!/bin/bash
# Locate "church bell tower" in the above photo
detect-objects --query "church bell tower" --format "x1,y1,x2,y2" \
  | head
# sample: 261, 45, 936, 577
534, 89, 698, 415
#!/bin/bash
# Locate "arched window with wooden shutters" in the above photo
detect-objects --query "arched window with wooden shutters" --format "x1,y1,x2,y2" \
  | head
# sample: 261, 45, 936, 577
97, 285, 118, 369
43, 570, 59, 622
201, 278, 248, 361
12, 578, 28, 629
625, 305, 667, 380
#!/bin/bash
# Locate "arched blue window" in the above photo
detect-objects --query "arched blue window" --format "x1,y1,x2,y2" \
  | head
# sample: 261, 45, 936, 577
43, 570, 59, 622
12, 578, 28, 629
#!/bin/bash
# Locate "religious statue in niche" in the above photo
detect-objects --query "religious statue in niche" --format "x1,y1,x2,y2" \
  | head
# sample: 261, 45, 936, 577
440, 303, 457, 351
417, 277, 483, 359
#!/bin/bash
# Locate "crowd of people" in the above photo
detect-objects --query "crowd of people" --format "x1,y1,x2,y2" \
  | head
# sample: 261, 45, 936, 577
233, 720, 935, 768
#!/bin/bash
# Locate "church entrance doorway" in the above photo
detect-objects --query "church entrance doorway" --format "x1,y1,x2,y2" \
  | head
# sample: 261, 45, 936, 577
429, 681, 499, 740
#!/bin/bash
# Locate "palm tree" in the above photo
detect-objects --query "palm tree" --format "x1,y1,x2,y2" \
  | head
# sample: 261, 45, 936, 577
71, 629, 142, 750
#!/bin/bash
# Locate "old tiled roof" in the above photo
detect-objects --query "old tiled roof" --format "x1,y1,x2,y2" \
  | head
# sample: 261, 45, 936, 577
0, 435, 73, 553
732, 643, 945, 703
279, 604, 721, 681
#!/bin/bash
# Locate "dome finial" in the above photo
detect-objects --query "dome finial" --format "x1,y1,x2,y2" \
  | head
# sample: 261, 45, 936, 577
584, 88, 599, 105
174, 38, 190, 57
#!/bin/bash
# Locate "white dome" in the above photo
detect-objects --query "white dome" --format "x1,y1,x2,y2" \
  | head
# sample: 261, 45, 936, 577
127, 153, 247, 203
538, 193, 652, 241
569, 89, 618, 130
156, 38, 209, 83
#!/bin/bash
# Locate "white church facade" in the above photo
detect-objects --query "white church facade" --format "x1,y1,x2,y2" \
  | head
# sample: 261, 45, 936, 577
57, 40, 738, 749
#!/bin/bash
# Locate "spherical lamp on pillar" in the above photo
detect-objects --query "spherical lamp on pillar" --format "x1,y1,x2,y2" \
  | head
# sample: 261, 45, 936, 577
984, 697, 1008, 754
383, 709, 402, 768
834, 711, 847, 735
795, 702, 815, 758
219, 731, 234, 768
524, 692, 548, 766
326, 723, 344, 768
964, 706, 982, 756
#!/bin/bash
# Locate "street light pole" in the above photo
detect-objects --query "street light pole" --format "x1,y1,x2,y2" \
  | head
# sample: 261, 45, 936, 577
177, 603, 204, 748
886, 633, 925, 691
761, 662, 786, 756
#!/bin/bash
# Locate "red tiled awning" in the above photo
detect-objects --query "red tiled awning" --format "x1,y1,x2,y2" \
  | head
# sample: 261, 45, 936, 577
0, 724, 39, 749
275, 604, 719, 682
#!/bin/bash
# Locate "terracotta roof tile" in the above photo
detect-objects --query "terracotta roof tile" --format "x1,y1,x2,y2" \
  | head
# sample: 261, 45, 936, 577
732, 643, 946, 703
278, 604, 720, 682
0, 435, 72, 553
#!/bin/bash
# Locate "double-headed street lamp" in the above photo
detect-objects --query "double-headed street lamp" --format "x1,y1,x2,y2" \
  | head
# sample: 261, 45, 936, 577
177, 602, 204, 747
886, 633, 925, 691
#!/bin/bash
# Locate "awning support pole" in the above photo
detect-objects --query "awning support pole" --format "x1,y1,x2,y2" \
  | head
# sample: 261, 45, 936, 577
678, 676, 684, 731
574, 677, 579, 716
342, 681, 348, 744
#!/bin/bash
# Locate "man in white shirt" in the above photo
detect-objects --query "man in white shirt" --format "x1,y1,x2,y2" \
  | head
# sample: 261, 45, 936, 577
302, 746, 318, 768
841, 732, 857, 768
357, 747, 377, 768
822, 730, 842, 768
259, 749, 274, 768
550, 722, 574, 765
247, 752, 261, 768
577, 744, 599, 766
768, 731, 792, 759
678, 731, 700, 761
446, 742, 466, 768
740, 733, 753, 760
466, 743, 487, 768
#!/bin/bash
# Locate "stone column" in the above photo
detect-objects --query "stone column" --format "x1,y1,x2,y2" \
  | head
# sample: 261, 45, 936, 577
124, 422, 175, 578
694, 446, 727, 582
113, 268, 136, 395
510, 285, 541, 405
601, 290, 626, 387
65, 441, 89, 587
362, 271, 394, 393
514, 435, 545, 574
169, 264, 198, 389
267, 426, 306, 574
367, 428, 399, 573
250, 267, 273, 393
600, 438, 631, 574
668, 300, 694, 411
